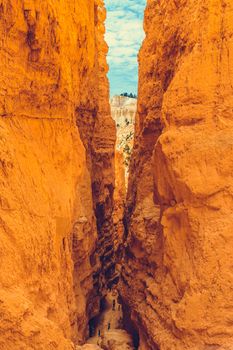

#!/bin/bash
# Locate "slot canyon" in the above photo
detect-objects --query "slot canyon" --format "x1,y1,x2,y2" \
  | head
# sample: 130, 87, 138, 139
0, 0, 233, 350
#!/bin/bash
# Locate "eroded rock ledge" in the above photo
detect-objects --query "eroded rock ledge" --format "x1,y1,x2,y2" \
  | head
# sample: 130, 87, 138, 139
120, 0, 233, 349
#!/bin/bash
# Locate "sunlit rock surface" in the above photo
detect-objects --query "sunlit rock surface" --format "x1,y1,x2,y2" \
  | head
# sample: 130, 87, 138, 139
0, 0, 115, 349
120, 0, 233, 349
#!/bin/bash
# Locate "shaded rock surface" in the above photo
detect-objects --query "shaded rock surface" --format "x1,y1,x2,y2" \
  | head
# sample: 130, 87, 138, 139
120, 0, 233, 349
112, 150, 126, 275
86, 291, 134, 350
0, 0, 115, 349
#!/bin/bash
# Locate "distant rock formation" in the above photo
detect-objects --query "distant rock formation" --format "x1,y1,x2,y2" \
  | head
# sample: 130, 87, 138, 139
110, 96, 137, 179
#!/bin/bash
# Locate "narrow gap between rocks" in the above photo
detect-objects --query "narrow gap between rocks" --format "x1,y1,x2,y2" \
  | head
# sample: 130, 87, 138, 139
77, 1, 145, 349
75, 93, 139, 350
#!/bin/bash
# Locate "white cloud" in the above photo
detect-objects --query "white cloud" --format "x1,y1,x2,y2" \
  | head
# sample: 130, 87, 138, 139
105, 0, 146, 96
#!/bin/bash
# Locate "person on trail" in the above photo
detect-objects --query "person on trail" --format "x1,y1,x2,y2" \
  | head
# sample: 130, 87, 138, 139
118, 304, 121, 311
119, 316, 123, 328
112, 299, 116, 311
108, 322, 111, 330
98, 329, 101, 337
90, 325, 95, 337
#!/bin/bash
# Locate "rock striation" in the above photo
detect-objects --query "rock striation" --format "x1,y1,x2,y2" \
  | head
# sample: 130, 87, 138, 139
120, 0, 233, 349
0, 0, 115, 349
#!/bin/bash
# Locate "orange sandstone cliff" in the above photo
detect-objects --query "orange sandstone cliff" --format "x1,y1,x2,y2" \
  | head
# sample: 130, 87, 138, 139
0, 0, 115, 349
120, 0, 233, 349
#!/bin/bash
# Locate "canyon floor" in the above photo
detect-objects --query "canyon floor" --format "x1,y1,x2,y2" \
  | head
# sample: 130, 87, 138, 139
77, 291, 134, 350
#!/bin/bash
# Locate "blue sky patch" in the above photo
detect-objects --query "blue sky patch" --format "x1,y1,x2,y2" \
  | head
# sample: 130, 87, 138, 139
105, 0, 146, 96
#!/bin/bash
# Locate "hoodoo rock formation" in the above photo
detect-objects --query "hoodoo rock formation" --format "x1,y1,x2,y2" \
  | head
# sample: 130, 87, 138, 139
111, 95, 136, 127
120, 0, 233, 350
111, 95, 136, 178
0, 0, 116, 349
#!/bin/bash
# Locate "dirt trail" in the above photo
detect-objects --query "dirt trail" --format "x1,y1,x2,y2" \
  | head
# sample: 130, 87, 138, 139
85, 291, 134, 350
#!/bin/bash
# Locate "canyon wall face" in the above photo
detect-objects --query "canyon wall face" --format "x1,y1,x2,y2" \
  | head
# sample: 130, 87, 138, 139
121, 0, 233, 349
0, 1, 115, 349
113, 150, 126, 273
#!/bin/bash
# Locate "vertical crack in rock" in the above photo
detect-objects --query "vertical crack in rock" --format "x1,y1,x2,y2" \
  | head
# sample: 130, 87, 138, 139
110, 95, 136, 266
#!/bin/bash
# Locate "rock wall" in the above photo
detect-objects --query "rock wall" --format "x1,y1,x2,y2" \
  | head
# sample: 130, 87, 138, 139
113, 150, 126, 271
121, 0, 233, 349
0, 1, 115, 349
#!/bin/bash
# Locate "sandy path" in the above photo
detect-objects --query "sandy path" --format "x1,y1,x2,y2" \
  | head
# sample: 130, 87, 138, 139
85, 291, 134, 349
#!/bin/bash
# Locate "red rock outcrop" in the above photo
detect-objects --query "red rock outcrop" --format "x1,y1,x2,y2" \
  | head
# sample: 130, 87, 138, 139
0, 0, 115, 349
120, 0, 233, 349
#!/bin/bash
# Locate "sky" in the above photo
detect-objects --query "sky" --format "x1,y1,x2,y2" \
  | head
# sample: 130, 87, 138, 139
105, 0, 146, 97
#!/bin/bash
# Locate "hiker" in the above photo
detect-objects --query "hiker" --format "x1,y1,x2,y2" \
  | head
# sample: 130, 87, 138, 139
108, 322, 111, 330
112, 299, 116, 311
118, 304, 121, 311
90, 325, 95, 337
119, 316, 123, 328
98, 329, 101, 337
